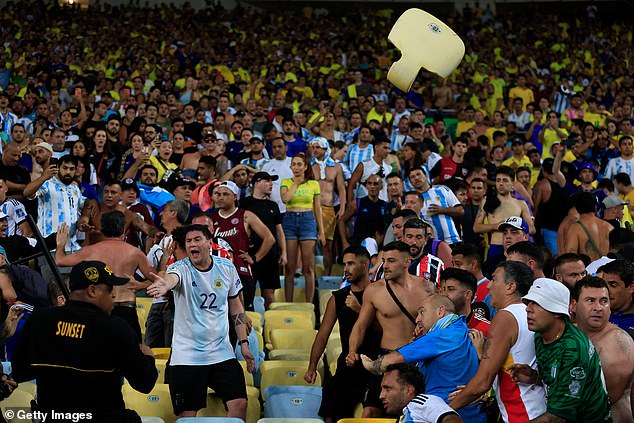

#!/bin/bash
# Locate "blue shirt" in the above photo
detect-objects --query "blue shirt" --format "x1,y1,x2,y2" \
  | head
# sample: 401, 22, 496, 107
398, 315, 486, 423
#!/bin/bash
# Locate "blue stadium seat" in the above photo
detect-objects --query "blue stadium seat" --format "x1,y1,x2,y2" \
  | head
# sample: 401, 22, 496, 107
263, 386, 322, 419
317, 276, 343, 291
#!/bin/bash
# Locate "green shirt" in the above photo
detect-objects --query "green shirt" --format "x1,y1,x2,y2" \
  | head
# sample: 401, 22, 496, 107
535, 320, 612, 422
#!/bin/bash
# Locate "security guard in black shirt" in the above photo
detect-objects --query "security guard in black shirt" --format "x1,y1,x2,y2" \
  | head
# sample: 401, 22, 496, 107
12, 261, 158, 422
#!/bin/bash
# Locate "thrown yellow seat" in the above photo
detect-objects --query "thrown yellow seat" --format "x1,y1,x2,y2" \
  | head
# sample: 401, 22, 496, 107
263, 310, 314, 345
122, 383, 174, 423
259, 361, 320, 400
269, 329, 317, 351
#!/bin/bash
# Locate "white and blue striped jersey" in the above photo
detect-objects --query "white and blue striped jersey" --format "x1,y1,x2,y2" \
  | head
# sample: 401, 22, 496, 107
421, 186, 462, 245
345, 143, 373, 175
167, 256, 243, 366
399, 393, 460, 423
0, 198, 27, 236
32, 177, 85, 253
344, 127, 360, 144
553, 91, 570, 115
603, 156, 634, 180
240, 156, 270, 171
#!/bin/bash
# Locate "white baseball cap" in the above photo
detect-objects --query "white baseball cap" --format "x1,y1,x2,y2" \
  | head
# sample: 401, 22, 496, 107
522, 278, 570, 318
216, 180, 240, 197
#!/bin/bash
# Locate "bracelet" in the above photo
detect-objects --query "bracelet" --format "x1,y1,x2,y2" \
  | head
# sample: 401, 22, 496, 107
250, 254, 257, 264
238, 339, 249, 346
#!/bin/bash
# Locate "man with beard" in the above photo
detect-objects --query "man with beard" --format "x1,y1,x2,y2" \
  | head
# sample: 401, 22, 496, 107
474, 166, 535, 262
304, 246, 382, 422
281, 118, 308, 157
24, 155, 87, 252
439, 268, 490, 336
347, 242, 433, 417
31, 141, 53, 180
402, 219, 445, 287
105, 115, 124, 157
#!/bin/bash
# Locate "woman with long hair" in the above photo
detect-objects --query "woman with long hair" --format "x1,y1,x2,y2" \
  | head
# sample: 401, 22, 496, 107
118, 132, 146, 180
400, 141, 425, 191
89, 128, 116, 186
280, 153, 326, 303
72, 139, 98, 187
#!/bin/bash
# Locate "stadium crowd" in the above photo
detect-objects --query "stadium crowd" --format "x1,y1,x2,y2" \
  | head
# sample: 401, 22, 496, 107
0, 0, 632, 421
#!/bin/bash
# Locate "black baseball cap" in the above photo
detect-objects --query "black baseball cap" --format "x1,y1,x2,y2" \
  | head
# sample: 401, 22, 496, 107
69, 261, 129, 291
252, 171, 279, 184
121, 178, 140, 195
171, 177, 196, 190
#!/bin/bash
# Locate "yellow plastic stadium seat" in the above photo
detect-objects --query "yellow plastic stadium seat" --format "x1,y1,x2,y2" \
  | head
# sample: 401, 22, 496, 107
337, 419, 397, 423
269, 302, 315, 312
268, 349, 312, 361
325, 340, 342, 368
263, 310, 314, 345
318, 290, 333, 318
122, 383, 174, 423
269, 329, 317, 351
329, 360, 337, 376
273, 288, 307, 303
16, 381, 37, 397
137, 297, 153, 312
1, 389, 35, 417
315, 263, 325, 279
239, 360, 255, 386
246, 311, 263, 333
152, 347, 171, 360
330, 264, 344, 276
201, 386, 260, 423
353, 403, 363, 418
259, 361, 321, 400
387, 8, 465, 91
155, 358, 167, 384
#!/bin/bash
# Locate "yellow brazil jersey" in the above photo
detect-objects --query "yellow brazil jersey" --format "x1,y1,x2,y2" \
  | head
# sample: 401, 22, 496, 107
502, 155, 532, 169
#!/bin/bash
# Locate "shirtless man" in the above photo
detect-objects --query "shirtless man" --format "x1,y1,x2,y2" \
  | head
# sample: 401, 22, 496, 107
346, 241, 432, 417
475, 166, 534, 261
81, 180, 157, 245
180, 129, 228, 179
571, 276, 634, 422
55, 211, 155, 341
565, 191, 613, 261
310, 137, 346, 275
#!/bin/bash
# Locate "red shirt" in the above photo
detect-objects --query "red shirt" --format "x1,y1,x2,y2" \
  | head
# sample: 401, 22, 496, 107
467, 312, 491, 337
474, 278, 490, 303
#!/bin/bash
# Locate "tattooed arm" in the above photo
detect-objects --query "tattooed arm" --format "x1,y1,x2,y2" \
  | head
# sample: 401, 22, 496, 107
361, 351, 406, 375
229, 295, 255, 373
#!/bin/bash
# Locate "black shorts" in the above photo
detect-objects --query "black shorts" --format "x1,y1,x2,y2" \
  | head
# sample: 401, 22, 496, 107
251, 255, 281, 290
364, 348, 393, 410
319, 362, 367, 420
112, 304, 142, 343
167, 359, 247, 414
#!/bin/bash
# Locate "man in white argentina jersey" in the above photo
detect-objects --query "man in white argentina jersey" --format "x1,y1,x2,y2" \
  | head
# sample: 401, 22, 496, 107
604, 136, 634, 180
449, 261, 546, 422
147, 224, 254, 419
380, 363, 463, 423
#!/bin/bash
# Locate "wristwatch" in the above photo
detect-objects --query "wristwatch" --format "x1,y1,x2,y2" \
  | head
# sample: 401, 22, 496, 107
238, 339, 249, 346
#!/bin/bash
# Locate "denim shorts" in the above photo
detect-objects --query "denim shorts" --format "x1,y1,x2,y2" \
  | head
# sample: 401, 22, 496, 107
283, 211, 317, 241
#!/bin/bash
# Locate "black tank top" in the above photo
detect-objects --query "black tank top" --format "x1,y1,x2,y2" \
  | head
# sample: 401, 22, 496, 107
537, 179, 568, 230
333, 286, 381, 362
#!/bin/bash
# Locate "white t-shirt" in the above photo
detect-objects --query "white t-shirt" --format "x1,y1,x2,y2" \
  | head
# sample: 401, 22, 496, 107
261, 157, 293, 212
167, 256, 242, 366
